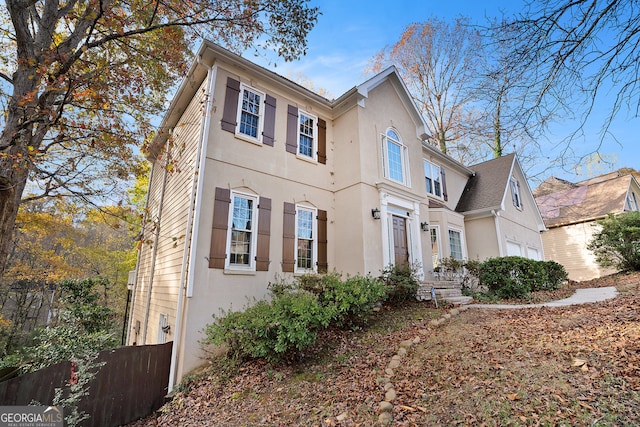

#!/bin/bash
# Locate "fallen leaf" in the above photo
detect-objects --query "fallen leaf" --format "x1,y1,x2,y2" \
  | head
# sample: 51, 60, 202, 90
572, 358, 587, 367
506, 393, 520, 401
399, 405, 416, 411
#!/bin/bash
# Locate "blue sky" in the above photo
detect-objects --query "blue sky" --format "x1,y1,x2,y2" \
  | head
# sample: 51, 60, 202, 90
246, 0, 640, 184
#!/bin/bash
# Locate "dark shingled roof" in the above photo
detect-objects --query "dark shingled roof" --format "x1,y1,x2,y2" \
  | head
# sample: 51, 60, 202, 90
534, 173, 631, 228
456, 153, 515, 213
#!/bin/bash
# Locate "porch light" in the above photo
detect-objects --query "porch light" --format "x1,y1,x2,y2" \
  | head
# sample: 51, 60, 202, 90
421, 222, 429, 231
371, 208, 381, 220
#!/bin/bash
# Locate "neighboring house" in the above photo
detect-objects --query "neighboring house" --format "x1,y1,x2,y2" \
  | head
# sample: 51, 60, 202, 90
126, 41, 544, 389
534, 171, 640, 281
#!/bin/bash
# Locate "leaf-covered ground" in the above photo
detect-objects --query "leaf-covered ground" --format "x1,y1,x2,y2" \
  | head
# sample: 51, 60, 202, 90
129, 272, 640, 426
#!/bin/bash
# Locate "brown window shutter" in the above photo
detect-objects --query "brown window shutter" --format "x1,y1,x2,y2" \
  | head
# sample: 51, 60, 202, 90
209, 187, 231, 268
317, 118, 327, 164
262, 94, 276, 147
286, 105, 298, 154
282, 202, 296, 272
317, 209, 328, 273
256, 197, 271, 271
441, 168, 448, 201
221, 77, 240, 133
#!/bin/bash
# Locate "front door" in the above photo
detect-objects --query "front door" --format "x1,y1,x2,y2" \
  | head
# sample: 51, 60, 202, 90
392, 215, 409, 265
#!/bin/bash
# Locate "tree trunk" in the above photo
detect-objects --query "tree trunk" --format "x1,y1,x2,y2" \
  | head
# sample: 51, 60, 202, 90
0, 143, 30, 277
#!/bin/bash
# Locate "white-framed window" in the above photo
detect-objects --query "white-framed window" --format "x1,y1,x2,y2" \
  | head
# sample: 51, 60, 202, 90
424, 160, 443, 198
296, 205, 317, 273
627, 191, 639, 211
227, 191, 259, 270
430, 226, 441, 268
236, 84, 265, 142
448, 228, 464, 261
298, 111, 317, 160
510, 177, 523, 209
382, 129, 409, 185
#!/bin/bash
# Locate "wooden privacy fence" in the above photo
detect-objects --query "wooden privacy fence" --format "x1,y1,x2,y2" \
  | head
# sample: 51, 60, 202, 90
0, 342, 172, 427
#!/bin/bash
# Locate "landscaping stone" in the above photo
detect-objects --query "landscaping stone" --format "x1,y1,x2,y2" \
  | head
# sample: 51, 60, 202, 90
397, 347, 407, 357
378, 401, 393, 413
385, 368, 394, 377
378, 412, 393, 425
336, 412, 347, 421
384, 382, 393, 391
385, 388, 397, 402
388, 359, 400, 369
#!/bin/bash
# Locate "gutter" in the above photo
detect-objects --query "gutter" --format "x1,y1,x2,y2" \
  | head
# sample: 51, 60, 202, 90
492, 209, 505, 256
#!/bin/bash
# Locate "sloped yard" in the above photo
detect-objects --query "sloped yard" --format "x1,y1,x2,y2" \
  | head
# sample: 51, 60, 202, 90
130, 272, 640, 426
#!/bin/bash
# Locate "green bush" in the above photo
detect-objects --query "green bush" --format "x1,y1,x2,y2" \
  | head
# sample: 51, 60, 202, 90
203, 289, 330, 362
204, 273, 387, 362
536, 261, 568, 291
479, 256, 538, 299
308, 273, 387, 328
380, 263, 420, 304
479, 256, 568, 299
587, 212, 640, 271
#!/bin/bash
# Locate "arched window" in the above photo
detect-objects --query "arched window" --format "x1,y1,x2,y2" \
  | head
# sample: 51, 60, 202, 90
382, 129, 409, 185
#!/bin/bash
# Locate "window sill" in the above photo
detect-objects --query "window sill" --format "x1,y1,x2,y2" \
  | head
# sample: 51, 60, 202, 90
234, 132, 263, 146
223, 268, 257, 276
295, 154, 318, 164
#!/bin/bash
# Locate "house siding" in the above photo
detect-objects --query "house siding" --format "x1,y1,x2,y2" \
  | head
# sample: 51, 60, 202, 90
542, 222, 616, 281
128, 79, 207, 346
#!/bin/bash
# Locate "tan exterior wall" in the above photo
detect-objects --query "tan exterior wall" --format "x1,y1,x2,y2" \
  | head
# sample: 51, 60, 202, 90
496, 163, 544, 259
542, 222, 616, 281
465, 216, 500, 261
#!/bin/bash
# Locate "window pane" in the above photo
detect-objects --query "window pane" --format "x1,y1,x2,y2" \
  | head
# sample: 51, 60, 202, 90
239, 89, 261, 138
231, 196, 253, 265
299, 113, 315, 157
448, 230, 463, 260
424, 161, 441, 197
387, 140, 403, 182
297, 209, 314, 269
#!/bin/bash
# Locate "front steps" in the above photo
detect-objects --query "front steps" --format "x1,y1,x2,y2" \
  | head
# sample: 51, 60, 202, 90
416, 280, 473, 305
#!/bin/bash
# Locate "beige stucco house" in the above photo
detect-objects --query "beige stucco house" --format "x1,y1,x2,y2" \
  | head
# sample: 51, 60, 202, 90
534, 172, 640, 281
126, 41, 544, 390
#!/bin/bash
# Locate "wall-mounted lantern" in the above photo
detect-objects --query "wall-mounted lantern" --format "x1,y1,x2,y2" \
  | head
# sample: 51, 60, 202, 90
371, 208, 381, 220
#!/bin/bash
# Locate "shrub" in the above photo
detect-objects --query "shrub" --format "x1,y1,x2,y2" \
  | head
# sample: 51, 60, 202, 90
479, 257, 568, 298
311, 273, 387, 328
535, 261, 568, 291
204, 272, 387, 362
479, 256, 541, 299
380, 263, 420, 304
203, 289, 330, 362
587, 212, 640, 272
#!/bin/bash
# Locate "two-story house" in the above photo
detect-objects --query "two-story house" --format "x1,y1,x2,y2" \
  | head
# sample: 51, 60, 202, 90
126, 41, 545, 390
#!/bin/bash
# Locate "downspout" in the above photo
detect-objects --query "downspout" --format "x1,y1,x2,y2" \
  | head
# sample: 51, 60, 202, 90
141, 138, 172, 344
125, 165, 153, 345
168, 60, 217, 392
492, 209, 504, 256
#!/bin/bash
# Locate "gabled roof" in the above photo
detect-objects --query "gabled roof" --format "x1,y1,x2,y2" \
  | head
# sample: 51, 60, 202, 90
455, 153, 516, 213
534, 172, 635, 228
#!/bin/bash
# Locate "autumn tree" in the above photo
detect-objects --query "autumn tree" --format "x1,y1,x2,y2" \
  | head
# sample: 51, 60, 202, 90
0, 0, 320, 277
504, 0, 640, 148
369, 17, 483, 155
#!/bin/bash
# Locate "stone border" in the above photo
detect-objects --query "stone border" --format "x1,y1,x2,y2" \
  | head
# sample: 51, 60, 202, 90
376, 305, 471, 425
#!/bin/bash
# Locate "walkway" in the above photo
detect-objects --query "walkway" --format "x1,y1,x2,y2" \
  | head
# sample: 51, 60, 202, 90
468, 286, 619, 309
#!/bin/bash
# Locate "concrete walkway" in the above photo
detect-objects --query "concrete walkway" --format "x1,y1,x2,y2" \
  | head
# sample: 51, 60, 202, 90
468, 286, 619, 309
